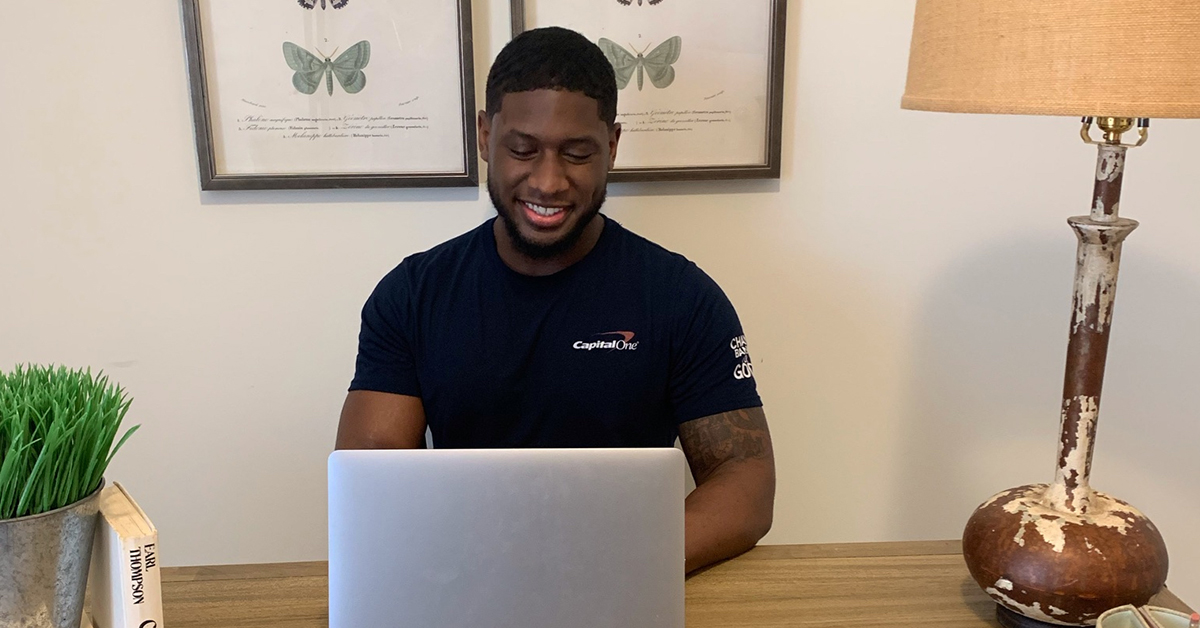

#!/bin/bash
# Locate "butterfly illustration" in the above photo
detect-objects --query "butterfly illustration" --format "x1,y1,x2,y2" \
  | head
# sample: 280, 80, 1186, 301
282, 41, 370, 95
615, 0, 663, 4
598, 36, 681, 91
298, 0, 349, 8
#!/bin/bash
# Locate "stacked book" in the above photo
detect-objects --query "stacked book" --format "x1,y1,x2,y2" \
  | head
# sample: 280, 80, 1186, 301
86, 482, 163, 628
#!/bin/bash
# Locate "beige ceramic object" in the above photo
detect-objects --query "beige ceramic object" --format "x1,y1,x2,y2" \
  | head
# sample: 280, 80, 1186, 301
1097, 605, 1196, 628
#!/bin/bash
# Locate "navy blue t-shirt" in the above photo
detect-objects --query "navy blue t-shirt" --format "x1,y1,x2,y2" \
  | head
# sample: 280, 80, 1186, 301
349, 216, 760, 448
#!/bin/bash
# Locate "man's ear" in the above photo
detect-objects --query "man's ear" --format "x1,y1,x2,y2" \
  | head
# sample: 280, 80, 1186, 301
608, 122, 622, 170
477, 110, 491, 163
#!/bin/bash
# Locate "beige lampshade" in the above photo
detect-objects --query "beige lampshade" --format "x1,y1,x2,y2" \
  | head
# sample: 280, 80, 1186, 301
902, 0, 1200, 118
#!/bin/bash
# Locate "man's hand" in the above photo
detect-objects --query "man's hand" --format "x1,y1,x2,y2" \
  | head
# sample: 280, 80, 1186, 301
335, 390, 428, 450
677, 406, 775, 573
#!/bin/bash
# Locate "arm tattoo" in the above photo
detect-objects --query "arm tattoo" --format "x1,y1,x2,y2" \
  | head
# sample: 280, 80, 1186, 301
678, 407, 772, 484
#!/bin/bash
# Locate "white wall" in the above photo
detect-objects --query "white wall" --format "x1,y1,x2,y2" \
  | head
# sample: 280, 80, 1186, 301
3, 0, 1198, 601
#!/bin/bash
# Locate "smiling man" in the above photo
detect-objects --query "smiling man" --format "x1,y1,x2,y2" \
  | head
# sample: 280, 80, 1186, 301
335, 26, 774, 574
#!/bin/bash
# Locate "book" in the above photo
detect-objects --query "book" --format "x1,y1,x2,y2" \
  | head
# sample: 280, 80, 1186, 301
88, 482, 163, 628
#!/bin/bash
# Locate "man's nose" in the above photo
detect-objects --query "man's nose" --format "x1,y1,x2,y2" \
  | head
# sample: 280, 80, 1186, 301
528, 154, 569, 196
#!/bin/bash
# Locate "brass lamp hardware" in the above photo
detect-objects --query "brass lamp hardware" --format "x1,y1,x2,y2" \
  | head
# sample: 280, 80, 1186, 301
1081, 117, 1150, 147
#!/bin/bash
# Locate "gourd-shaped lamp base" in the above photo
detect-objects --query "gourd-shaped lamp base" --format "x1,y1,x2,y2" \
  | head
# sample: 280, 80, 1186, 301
961, 122, 1170, 627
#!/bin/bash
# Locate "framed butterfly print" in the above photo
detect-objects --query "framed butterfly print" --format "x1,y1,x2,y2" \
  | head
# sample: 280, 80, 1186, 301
511, 0, 786, 182
181, 0, 478, 190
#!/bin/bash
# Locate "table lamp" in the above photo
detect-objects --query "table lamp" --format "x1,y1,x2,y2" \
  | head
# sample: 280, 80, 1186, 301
901, 2, 1200, 626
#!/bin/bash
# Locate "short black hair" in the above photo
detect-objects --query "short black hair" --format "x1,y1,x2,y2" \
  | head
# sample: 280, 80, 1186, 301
485, 26, 618, 126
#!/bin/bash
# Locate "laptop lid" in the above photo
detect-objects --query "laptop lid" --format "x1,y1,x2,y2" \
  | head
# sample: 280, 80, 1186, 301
328, 448, 686, 628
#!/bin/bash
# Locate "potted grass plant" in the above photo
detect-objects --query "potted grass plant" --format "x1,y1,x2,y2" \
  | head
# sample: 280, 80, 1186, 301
0, 365, 139, 628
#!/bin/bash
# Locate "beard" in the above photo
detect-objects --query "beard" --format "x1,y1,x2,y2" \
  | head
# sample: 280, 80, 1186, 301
488, 175, 607, 260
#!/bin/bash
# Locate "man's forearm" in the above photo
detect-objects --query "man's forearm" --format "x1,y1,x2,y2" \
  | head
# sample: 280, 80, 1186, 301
335, 391, 428, 450
683, 458, 774, 573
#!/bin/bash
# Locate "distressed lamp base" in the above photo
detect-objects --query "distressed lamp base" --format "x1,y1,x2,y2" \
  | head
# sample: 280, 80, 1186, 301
961, 118, 1173, 627
963, 484, 1168, 626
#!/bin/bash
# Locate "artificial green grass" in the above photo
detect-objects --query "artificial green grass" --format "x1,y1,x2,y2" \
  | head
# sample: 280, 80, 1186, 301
0, 365, 139, 519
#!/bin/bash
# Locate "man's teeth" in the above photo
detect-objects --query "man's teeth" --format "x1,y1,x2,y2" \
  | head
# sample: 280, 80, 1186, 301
526, 202, 564, 217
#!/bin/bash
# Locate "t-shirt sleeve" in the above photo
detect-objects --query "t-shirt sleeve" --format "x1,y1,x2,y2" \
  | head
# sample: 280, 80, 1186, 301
348, 266, 422, 397
668, 262, 762, 424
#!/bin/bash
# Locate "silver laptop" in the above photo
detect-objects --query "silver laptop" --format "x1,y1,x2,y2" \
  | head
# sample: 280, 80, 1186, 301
328, 448, 686, 628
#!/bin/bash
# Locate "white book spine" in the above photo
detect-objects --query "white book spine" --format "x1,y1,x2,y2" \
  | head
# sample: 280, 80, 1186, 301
120, 536, 163, 628
89, 482, 163, 628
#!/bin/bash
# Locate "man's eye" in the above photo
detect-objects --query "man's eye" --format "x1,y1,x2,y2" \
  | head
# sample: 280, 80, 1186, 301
565, 152, 594, 162
508, 147, 536, 158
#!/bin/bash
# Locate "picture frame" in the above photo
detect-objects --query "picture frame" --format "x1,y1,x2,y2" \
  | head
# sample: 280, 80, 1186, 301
511, 0, 786, 183
181, 0, 478, 190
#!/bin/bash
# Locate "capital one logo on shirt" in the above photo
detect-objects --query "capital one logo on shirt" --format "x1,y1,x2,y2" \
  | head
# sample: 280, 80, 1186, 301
731, 335, 754, 380
573, 331, 639, 351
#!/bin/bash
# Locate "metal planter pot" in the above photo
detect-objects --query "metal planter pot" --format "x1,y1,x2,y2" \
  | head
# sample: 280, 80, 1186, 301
0, 483, 104, 628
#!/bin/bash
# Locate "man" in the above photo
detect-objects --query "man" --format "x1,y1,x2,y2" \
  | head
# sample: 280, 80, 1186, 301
335, 26, 774, 574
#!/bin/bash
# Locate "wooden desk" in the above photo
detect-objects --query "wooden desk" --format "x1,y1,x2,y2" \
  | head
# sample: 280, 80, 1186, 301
158, 540, 1192, 627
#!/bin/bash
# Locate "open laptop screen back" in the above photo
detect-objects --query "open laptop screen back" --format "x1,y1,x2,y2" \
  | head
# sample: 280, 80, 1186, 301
328, 448, 685, 628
